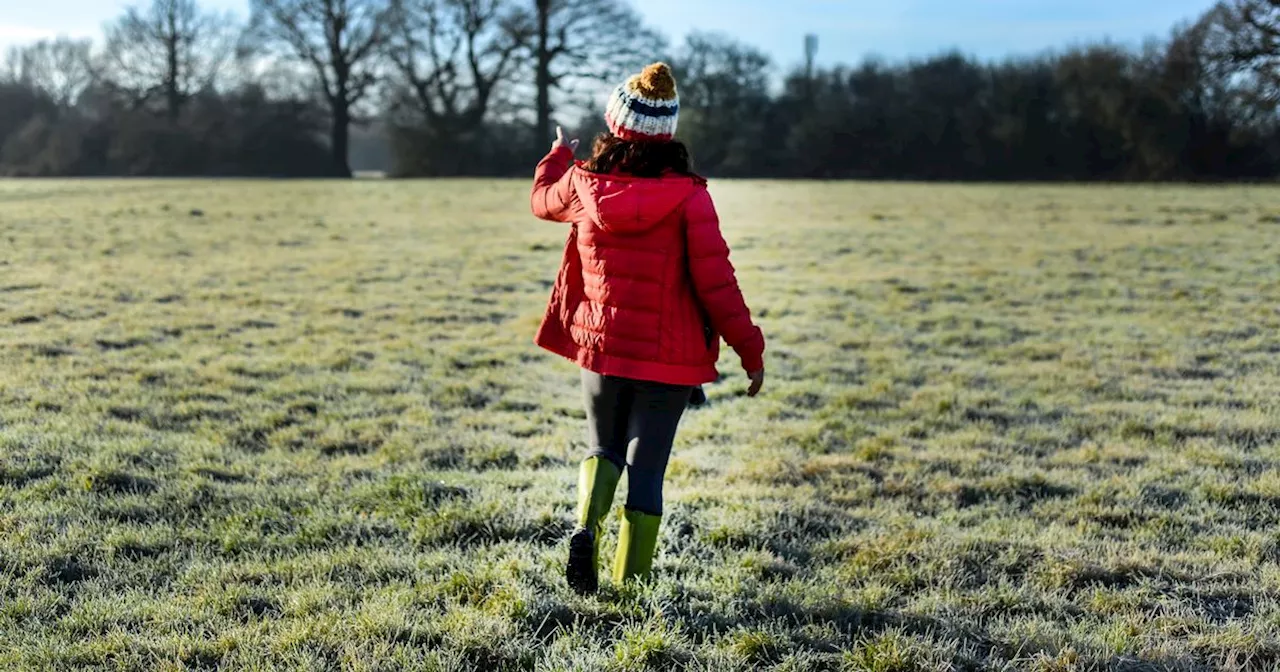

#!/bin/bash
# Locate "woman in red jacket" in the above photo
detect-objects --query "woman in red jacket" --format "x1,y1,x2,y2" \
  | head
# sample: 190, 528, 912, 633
530, 62, 766, 595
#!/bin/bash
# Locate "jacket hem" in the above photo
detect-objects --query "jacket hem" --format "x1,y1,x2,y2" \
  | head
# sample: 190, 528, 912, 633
535, 328, 718, 386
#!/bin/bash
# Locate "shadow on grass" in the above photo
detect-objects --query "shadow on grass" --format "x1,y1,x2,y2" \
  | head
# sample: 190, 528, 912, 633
526, 586, 1278, 671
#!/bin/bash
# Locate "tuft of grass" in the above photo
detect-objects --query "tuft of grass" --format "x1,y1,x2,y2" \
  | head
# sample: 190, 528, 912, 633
841, 631, 931, 672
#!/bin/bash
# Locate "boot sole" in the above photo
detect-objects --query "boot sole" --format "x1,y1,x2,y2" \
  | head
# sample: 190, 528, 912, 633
566, 528, 598, 595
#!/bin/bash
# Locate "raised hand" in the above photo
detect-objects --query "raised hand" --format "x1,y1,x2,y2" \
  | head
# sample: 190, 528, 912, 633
553, 126, 580, 154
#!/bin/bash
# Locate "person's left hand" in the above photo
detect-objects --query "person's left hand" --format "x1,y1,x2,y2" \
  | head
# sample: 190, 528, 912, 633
747, 368, 765, 398
553, 125, 579, 154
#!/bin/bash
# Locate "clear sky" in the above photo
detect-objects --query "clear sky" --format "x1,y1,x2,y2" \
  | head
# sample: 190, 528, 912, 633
1, 0, 1218, 68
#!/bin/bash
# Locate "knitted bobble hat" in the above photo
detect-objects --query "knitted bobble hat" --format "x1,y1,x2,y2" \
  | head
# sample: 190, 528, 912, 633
604, 62, 679, 142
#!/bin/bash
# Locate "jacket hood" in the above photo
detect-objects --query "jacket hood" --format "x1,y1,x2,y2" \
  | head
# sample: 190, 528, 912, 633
570, 167, 701, 234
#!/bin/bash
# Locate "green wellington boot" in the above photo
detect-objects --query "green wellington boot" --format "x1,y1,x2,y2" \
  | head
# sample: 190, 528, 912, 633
612, 508, 662, 584
566, 456, 622, 595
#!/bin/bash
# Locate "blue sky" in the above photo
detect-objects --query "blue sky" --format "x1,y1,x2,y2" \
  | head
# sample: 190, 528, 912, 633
2, 0, 1217, 67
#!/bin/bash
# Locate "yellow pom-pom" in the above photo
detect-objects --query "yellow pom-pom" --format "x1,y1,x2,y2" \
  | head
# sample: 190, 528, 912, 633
633, 62, 677, 100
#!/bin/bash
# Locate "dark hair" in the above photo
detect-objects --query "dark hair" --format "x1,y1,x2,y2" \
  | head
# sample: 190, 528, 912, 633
581, 133, 693, 178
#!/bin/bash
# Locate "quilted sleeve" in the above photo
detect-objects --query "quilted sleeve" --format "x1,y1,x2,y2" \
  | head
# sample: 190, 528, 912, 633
684, 187, 766, 373
530, 146, 577, 223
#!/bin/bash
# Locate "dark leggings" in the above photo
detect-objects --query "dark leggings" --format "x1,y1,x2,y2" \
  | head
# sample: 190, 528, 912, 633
581, 370, 693, 516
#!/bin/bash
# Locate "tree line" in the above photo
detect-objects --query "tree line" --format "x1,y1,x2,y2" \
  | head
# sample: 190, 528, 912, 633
1, 0, 1278, 180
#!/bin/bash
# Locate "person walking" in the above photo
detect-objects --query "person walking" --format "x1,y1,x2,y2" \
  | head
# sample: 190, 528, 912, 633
529, 62, 767, 595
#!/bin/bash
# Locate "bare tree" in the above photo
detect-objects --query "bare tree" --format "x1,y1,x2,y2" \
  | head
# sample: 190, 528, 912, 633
250, 0, 395, 177
1201, 0, 1280, 103
101, 0, 238, 120
670, 33, 772, 175
4, 38, 94, 107
387, 0, 529, 132
531, 0, 663, 150
675, 32, 770, 113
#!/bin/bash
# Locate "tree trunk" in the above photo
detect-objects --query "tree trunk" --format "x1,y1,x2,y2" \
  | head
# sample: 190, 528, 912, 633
165, 4, 181, 122
332, 103, 353, 177
535, 0, 551, 155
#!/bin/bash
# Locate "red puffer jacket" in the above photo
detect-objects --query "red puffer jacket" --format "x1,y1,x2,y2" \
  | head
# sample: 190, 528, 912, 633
530, 145, 765, 386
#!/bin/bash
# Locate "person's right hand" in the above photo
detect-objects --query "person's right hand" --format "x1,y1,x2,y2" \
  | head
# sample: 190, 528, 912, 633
747, 368, 765, 398
552, 125, 579, 154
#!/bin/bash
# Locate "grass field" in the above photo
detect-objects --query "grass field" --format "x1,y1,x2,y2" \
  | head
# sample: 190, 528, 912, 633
2, 179, 1280, 671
